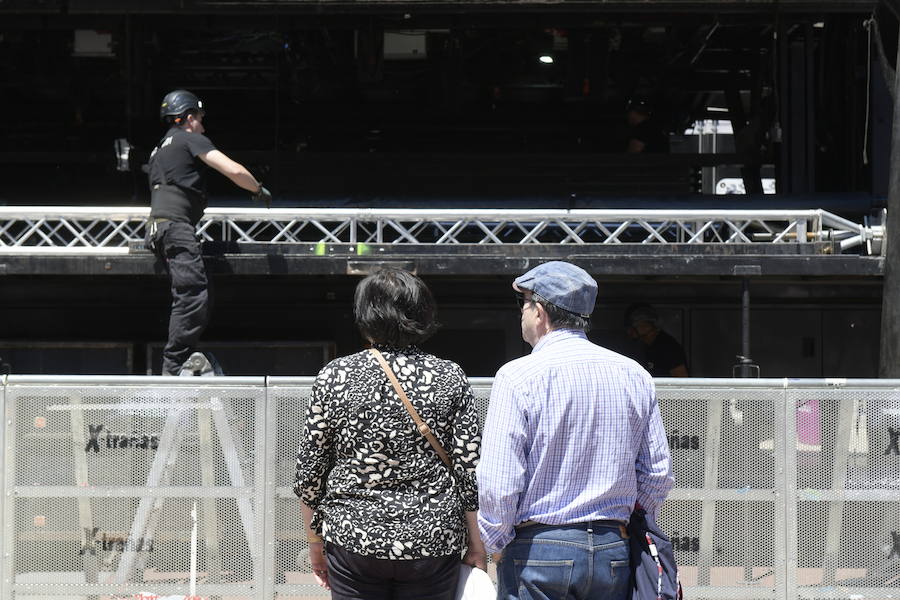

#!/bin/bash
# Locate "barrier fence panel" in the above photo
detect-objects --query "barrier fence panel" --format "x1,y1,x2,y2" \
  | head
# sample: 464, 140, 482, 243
1, 378, 7, 600
265, 377, 496, 600
785, 384, 900, 599
2, 376, 267, 600
654, 382, 786, 600
2, 377, 899, 600
267, 378, 321, 600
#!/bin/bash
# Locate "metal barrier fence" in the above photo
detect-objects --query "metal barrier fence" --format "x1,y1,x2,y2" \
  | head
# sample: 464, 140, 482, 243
1, 376, 899, 600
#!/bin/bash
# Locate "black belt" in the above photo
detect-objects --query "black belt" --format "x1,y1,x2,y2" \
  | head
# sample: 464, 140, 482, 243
516, 519, 629, 537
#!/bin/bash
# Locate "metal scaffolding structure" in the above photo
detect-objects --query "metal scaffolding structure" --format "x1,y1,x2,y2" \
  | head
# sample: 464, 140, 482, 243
0, 207, 884, 255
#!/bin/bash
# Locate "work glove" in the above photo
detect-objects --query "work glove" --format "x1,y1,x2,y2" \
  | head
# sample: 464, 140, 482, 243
252, 184, 272, 208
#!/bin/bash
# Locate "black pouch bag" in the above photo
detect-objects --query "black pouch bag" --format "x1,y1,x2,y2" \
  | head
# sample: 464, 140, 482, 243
627, 508, 683, 600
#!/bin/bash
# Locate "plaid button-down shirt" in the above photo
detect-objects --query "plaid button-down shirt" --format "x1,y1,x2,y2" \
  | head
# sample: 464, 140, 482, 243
477, 329, 674, 554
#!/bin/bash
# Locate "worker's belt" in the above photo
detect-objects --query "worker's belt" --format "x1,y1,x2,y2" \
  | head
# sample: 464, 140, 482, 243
146, 217, 172, 253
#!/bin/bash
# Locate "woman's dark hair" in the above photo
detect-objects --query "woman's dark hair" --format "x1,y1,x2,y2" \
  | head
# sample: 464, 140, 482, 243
354, 268, 439, 347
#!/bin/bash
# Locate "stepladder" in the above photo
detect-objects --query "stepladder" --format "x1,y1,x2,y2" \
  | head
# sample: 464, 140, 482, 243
112, 391, 259, 586
57, 383, 259, 589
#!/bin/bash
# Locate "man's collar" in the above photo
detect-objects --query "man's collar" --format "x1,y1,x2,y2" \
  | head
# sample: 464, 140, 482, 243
532, 328, 588, 353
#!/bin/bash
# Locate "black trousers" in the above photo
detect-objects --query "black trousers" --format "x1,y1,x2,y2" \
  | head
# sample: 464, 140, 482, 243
325, 543, 460, 600
148, 220, 210, 375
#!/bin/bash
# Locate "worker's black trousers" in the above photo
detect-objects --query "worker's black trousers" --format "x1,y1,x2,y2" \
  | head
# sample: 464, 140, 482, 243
149, 221, 210, 375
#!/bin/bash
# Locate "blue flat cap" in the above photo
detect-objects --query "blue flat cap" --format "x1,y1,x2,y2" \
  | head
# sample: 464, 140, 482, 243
513, 261, 597, 317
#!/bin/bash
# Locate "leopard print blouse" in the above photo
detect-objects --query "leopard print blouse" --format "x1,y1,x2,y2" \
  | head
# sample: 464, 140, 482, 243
294, 345, 481, 560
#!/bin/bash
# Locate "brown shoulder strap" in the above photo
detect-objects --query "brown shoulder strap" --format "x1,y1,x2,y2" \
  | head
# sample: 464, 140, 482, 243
369, 348, 452, 468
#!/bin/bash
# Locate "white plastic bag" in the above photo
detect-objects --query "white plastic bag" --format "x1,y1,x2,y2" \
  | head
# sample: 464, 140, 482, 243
455, 564, 496, 600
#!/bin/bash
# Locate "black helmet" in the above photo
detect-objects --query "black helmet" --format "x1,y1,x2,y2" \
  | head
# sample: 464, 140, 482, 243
159, 89, 204, 122
626, 97, 653, 116
624, 303, 658, 328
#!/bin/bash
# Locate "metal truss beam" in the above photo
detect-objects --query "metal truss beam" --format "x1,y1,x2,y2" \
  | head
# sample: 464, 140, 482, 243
0, 207, 883, 256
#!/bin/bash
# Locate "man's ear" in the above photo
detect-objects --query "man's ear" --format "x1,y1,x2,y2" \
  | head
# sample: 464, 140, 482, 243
534, 301, 548, 322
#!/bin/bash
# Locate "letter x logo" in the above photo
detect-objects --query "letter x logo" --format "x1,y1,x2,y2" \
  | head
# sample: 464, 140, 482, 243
80, 527, 100, 555
889, 531, 900, 559
886, 427, 900, 456
84, 425, 104, 453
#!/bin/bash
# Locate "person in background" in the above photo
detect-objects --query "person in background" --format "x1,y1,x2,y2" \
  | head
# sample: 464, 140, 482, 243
295, 267, 486, 599
478, 261, 674, 599
625, 303, 689, 377
625, 97, 668, 154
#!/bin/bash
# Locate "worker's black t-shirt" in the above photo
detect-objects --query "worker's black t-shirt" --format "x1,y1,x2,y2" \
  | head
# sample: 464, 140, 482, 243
628, 119, 668, 153
643, 330, 688, 376
148, 127, 216, 225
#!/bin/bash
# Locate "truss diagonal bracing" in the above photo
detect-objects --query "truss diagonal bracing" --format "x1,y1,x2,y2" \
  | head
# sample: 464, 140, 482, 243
0, 207, 882, 255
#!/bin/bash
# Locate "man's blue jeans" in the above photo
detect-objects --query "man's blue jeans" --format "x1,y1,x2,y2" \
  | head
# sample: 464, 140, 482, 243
496, 520, 630, 600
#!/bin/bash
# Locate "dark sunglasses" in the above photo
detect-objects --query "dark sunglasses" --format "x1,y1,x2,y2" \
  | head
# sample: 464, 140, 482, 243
515, 291, 534, 310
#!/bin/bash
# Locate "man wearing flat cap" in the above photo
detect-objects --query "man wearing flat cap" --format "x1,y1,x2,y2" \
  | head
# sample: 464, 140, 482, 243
477, 261, 674, 599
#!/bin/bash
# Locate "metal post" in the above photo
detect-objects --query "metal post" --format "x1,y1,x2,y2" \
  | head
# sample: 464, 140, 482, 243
733, 276, 760, 377
804, 23, 817, 192
0, 377, 7, 600
697, 398, 724, 586
742, 278, 751, 359
197, 408, 224, 584
777, 19, 789, 193
261, 383, 276, 600
779, 383, 795, 600
878, 21, 900, 377
821, 398, 856, 584
68, 395, 99, 586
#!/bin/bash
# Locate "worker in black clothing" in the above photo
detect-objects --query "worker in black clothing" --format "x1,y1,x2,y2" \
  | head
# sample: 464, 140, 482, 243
147, 89, 271, 375
624, 303, 689, 377
624, 98, 668, 154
